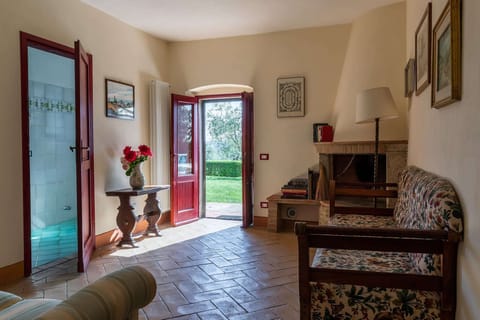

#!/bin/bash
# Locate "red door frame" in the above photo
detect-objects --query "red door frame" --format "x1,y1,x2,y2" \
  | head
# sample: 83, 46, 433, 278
196, 92, 254, 227
19, 32, 95, 275
171, 94, 200, 226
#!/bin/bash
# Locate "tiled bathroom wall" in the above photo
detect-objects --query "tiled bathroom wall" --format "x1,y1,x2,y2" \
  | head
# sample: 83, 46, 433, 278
29, 80, 77, 228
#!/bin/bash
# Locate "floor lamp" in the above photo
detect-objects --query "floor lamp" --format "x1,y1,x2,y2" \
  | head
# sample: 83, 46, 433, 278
355, 87, 399, 187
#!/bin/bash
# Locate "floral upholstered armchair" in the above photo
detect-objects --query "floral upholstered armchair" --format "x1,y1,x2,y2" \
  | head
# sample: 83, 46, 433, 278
295, 166, 464, 320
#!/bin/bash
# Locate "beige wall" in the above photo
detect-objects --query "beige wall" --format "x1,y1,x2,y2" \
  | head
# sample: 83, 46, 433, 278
169, 26, 352, 217
332, 2, 407, 141
0, 0, 168, 267
406, 0, 480, 318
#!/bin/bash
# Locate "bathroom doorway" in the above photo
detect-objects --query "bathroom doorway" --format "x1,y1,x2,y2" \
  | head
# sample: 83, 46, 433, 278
20, 32, 95, 275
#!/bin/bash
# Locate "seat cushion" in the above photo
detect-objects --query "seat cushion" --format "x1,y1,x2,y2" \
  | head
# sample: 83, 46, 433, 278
0, 298, 60, 320
311, 282, 441, 320
329, 214, 396, 228
312, 249, 415, 274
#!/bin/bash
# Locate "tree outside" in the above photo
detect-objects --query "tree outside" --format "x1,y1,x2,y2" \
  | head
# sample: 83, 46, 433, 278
204, 99, 242, 206
205, 100, 242, 161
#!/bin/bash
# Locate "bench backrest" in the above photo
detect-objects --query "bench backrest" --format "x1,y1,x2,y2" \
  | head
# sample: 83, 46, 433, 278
394, 166, 463, 274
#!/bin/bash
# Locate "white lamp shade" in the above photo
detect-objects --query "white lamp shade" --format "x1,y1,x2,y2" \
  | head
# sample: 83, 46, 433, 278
356, 87, 399, 124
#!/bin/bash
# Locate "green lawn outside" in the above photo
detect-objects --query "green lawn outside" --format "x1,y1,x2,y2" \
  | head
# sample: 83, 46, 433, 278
206, 176, 242, 203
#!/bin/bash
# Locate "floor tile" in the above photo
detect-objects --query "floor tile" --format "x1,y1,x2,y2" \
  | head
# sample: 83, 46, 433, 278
1, 218, 299, 319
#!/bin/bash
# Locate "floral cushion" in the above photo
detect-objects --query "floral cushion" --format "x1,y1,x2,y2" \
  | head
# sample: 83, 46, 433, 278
310, 282, 441, 320
312, 249, 425, 275
393, 166, 463, 275
329, 214, 396, 228
393, 166, 463, 233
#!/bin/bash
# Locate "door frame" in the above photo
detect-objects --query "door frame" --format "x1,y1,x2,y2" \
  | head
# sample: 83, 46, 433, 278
19, 32, 95, 275
197, 93, 254, 226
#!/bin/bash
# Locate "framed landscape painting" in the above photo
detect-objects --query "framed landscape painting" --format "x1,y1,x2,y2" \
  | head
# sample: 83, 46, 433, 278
105, 79, 135, 120
277, 77, 305, 118
415, 2, 431, 95
431, 0, 462, 109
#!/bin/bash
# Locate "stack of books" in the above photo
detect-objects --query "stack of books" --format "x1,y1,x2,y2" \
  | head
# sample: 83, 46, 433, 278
281, 176, 308, 199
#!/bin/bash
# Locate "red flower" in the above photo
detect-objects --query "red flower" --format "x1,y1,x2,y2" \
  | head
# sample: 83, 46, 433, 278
123, 146, 132, 156
138, 144, 152, 157
125, 150, 138, 162
120, 144, 152, 176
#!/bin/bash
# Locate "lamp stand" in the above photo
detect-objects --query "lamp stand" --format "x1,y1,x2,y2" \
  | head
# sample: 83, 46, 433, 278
374, 118, 379, 208
374, 118, 379, 185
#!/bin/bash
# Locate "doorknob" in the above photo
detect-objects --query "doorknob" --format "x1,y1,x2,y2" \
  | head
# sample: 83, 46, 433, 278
70, 146, 90, 152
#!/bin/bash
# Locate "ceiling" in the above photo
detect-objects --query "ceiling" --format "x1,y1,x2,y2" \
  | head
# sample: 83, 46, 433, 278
82, 0, 403, 42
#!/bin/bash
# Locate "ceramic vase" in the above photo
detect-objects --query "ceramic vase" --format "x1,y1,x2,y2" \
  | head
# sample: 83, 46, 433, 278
129, 163, 145, 190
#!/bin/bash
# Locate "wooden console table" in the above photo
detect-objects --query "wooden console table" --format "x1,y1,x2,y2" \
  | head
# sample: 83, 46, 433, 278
106, 185, 170, 247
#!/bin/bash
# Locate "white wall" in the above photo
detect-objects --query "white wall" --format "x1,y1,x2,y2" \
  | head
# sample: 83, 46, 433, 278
332, 2, 407, 141
169, 25, 352, 217
406, 0, 480, 318
169, 3, 406, 218
0, 0, 168, 268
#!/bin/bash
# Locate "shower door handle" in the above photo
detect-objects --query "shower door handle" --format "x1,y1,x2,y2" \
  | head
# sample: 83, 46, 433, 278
69, 146, 90, 152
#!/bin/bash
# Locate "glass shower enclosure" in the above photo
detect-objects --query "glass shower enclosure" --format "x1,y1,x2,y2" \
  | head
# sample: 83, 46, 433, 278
28, 47, 78, 268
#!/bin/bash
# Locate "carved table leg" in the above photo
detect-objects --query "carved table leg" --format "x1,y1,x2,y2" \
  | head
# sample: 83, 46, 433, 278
143, 193, 161, 236
116, 195, 138, 247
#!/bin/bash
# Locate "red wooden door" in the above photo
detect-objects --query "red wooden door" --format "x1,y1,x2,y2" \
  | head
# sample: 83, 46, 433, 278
75, 40, 95, 272
241, 92, 254, 227
171, 94, 199, 226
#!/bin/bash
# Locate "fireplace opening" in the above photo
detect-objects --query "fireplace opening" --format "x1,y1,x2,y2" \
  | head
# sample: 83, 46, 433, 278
332, 154, 387, 207
333, 154, 386, 183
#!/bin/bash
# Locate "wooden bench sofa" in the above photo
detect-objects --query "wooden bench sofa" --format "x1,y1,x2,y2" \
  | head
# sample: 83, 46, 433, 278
295, 166, 464, 320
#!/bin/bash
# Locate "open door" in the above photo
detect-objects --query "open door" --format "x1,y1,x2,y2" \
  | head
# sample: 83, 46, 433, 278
171, 94, 199, 226
75, 40, 95, 272
241, 92, 254, 227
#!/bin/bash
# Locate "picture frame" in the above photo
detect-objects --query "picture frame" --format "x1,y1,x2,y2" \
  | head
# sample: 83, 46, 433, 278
277, 76, 305, 117
415, 2, 431, 95
432, 0, 462, 109
404, 58, 416, 98
105, 79, 135, 120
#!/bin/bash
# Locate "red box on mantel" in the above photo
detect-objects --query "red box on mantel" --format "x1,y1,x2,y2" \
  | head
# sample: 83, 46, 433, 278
320, 125, 333, 142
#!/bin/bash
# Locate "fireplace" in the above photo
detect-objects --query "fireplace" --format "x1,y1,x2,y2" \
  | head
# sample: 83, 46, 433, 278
315, 140, 407, 206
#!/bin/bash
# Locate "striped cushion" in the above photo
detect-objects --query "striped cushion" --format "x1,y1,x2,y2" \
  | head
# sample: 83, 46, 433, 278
0, 291, 22, 311
0, 299, 60, 319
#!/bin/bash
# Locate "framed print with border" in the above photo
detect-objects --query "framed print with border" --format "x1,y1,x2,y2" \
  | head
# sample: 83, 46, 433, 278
431, 0, 462, 109
105, 79, 135, 120
277, 77, 305, 118
415, 2, 431, 95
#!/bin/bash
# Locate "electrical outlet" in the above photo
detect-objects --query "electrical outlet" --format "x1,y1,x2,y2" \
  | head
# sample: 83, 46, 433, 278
259, 153, 269, 160
260, 201, 268, 208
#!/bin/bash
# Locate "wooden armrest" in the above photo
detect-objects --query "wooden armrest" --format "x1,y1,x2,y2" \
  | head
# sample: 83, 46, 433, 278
333, 206, 394, 216
301, 224, 451, 240
295, 222, 461, 254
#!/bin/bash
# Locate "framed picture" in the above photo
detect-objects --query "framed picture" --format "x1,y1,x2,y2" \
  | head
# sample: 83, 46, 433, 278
404, 59, 416, 97
105, 79, 135, 120
415, 3, 431, 95
432, 0, 462, 109
277, 76, 305, 117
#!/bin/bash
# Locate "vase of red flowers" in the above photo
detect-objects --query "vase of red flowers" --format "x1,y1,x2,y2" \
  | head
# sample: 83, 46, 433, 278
120, 144, 152, 190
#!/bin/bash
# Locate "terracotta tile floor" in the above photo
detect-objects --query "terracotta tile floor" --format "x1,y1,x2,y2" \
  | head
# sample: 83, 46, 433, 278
1, 219, 300, 319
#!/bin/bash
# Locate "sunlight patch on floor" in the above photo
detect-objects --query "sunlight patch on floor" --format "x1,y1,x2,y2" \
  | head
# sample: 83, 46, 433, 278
107, 218, 242, 258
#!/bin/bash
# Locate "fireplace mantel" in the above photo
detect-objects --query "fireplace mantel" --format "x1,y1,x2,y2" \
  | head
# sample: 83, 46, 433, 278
314, 140, 408, 155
